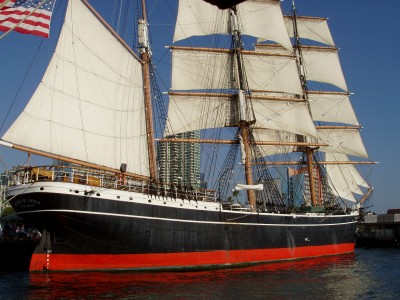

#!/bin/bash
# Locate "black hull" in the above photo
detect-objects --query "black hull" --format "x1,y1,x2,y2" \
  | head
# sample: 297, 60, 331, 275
0, 241, 38, 271
8, 182, 358, 271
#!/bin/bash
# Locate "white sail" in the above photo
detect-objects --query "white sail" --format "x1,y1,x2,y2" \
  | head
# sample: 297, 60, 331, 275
2, 0, 149, 176
301, 46, 348, 91
251, 96, 317, 137
167, 93, 317, 137
167, 93, 229, 134
329, 153, 370, 189
173, 0, 292, 50
325, 153, 369, 202
171, 47, 302, 94
252, 128, 297, 156
317, 127, 368, 159
307, 92, 359, 125
284, 16, 335, 46
326, 165, 357, 202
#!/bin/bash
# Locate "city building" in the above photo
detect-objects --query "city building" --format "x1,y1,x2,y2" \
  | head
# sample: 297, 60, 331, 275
157, 130, 201, 188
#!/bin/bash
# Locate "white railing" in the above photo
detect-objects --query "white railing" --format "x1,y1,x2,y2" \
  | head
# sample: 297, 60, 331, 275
9, 165, 216, 202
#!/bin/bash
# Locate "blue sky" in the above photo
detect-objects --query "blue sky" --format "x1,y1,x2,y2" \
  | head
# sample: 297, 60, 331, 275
0, 0, 398, 213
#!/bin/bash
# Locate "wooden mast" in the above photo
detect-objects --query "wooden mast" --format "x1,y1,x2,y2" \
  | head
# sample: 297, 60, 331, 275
292, 0, 318, 206
0, 1, 152, 183
139, 0, 157, 181
359, 187, 374, 205
230, 6, 256, 210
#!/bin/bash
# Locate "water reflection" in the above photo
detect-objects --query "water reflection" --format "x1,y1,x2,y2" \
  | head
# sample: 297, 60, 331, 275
0, 249, 395, 299
24, 253, 367, 299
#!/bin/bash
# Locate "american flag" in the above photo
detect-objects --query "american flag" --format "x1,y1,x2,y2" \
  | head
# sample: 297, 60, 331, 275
0, 0, 56, 38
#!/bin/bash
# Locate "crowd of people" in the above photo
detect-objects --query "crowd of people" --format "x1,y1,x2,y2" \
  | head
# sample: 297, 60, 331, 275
0, 221, 41, 242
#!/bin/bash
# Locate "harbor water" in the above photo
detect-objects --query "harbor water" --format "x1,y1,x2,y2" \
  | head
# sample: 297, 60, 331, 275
1, 248, 399, 299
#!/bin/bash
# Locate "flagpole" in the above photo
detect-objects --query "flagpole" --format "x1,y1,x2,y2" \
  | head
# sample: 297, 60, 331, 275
0, 0, 13, 10
0, 0, 49, 40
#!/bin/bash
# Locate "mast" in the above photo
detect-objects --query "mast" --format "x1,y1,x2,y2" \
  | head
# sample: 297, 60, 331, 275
139, 0, 157, 180
305, 147, 319, 206
169, 0, 373, 208
292, 0, 318, 206
0, 0, 153, 180
230, 7, 256, 210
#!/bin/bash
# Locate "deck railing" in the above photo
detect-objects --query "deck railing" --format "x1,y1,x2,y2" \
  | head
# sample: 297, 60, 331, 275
9, 165, 216, 202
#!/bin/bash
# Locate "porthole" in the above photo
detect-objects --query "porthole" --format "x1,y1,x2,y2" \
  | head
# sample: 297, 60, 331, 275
40, 187, 44, 191
116, 196, 120, 199
148, 200, 151, 203
75, 190, 79, 194
96, 193, 100, 196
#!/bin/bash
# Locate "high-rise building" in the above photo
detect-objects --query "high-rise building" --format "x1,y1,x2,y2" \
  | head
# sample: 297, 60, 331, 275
157, 130, 201, 188
0, 174, 6, 216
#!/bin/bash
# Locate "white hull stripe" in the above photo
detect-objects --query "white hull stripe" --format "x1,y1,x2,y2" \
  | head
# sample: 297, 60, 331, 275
7, 185, 359, 219
15, 209, 357, 227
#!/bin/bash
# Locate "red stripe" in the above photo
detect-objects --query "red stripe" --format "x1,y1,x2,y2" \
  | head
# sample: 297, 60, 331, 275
29, 243, 355, 271
0, 9, 51, 20
0, 16, 50, 28
0, 7, 52, 37
0, 0, 16, 7
0, 24, 48, 37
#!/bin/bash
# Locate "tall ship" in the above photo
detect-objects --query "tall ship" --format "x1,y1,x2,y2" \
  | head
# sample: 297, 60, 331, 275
0, 0, 374, 271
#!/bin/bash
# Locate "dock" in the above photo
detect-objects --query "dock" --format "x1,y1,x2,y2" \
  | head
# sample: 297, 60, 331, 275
357, 209, 400, 248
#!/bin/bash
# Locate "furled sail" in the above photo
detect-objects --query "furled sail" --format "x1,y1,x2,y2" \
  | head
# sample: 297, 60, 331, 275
234, 183, 264, 191
173, 0, 292, 50
1, 0, 149, 176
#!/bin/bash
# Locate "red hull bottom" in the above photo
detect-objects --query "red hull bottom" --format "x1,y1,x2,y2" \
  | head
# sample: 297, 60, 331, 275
30, 243, 355, 271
